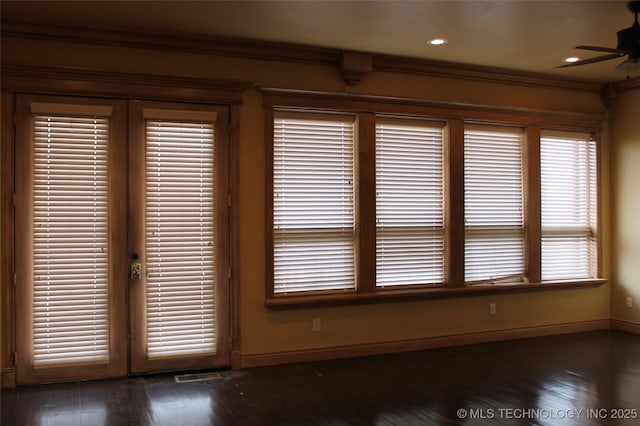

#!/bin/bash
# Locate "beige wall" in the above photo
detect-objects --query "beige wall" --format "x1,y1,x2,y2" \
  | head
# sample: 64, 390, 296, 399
2, 36, 616, 361
611, 89, 640, 324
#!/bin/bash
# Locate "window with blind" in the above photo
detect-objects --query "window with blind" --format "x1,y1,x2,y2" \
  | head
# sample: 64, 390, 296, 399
464, 127, 525, 284
144, 116, 217, 358
31, 109, 111, 367
264, 90, 604, 305
272, 113, 356, 293
540, 133, 597, 281
375, 119, 444, 286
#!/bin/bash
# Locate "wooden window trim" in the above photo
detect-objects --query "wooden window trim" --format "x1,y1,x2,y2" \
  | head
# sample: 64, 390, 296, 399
355, 113, 376, 293
264, 107, 276, 300
260, 88, 603, 132
262, 88, 606, 308
265, 279, 608, 308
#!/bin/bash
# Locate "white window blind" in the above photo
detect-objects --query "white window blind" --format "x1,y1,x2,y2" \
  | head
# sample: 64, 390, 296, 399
32, 113, 110, 366
464, 127, 525, 283
375, 120, 444, 286
273, 113, 355, 293
541, 133, 597, 280
145, 118, 217, 358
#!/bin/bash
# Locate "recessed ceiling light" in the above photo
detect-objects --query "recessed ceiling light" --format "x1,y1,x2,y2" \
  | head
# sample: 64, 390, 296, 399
427, 38, 448, 46
564, 57, 580, 63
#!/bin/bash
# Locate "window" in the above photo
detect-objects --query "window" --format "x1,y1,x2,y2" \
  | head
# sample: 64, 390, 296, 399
375, 119, 444, 286
541, 132, 597, 280
464, 127, 525, 284
272, 113, 356, 293
263, 88, 604, 305
31, 108, 111, 366
144, 115, 217, 358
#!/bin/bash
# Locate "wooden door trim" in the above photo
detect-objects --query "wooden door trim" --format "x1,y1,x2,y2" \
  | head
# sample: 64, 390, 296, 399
14, 94, 128, 385
128, 101, 231, 373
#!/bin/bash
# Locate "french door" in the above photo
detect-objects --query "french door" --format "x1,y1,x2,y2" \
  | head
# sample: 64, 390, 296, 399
15, 95, 230, 384
128, 101, 230, 373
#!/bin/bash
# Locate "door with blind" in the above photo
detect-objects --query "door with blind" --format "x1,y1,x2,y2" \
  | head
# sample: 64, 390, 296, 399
15, 95, 129, 384
15, 96, 230, 383
128, 101, 230, 372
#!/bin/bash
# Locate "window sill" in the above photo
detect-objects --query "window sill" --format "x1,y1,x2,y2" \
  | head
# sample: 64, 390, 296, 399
265, 279, 608, 309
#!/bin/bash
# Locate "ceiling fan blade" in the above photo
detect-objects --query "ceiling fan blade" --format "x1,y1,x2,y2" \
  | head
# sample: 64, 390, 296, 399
575, 45, 623, 54
557, 53, 624, 68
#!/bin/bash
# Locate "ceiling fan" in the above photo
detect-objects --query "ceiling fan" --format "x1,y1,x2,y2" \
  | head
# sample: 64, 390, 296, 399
559, 0, 640, 72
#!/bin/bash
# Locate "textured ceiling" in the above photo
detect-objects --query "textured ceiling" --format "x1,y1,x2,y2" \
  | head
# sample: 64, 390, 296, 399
1, 0, 637, 84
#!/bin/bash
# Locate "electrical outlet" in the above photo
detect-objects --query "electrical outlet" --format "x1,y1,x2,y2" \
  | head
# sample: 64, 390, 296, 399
312, 317, 321, 331
626, 297, 633, 309
489, 303, 496, 315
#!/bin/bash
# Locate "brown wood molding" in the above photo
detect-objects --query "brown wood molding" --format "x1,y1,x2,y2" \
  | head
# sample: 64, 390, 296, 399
444, 119, 465, 287
614, 76, 640, 93
265, 279, 608, 309
1, 22, 340, 67
230, 104, 243, 365
234, 319, 610, 368
260, 87, 605, 131
600, 82, 618, 109
373, 55, 603, 93
340, 52, 373, 86
3, 21, 607, 93
610, 319, 640, 334
1, 64, 254, 104
598, 78, 640, 109
1, 367, 16, 389
1, 92, 15, 389
524, 126, 542, 284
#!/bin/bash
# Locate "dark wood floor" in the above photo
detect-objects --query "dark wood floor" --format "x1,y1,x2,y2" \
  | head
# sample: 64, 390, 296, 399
2, 330, 640, 425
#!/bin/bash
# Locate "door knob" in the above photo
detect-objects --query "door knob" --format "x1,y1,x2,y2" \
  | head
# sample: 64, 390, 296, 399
130, 253, 141, 280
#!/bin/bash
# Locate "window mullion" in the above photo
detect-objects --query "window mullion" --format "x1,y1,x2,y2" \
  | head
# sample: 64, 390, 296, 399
355, 113, 376, 293
592, 131, 602, 279
524, 125, 541, 284
445, 119, 465, 287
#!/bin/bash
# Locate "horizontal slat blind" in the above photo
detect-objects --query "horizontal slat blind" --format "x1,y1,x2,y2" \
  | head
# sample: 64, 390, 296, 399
375, 120, 444, 286
541, 134, 597, 280
464, 127, 525, 283
273, 113, 355, 293
145, 119, 216, 358
32, 114, 110, 366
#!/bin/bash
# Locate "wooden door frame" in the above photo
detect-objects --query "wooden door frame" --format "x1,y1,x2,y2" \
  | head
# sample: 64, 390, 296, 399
14, 94, 129, 385
1, 65, 252, 386
128, 100, 231, 373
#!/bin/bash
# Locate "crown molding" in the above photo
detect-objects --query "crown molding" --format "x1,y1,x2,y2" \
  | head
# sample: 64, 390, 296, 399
1, 64, 253, 104
2, 21, 605, 93
614, 77, 640, 93
260, 87, 604, 131
373, 55, 602, 93
1, 22, 340, 66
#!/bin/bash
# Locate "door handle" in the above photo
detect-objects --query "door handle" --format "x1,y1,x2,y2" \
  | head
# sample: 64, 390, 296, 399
130, 252, 141, 281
